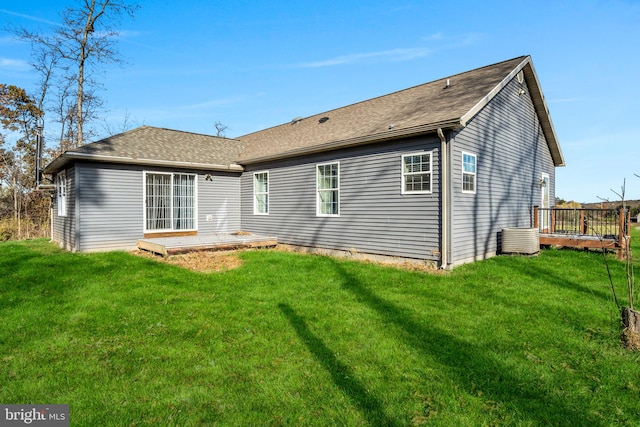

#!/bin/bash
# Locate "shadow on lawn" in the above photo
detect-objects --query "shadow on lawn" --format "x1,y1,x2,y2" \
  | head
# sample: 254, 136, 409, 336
519, 252, 612, 302
278, 303, 400, 427
327, 259, 603, 426
0, 241, 191, 323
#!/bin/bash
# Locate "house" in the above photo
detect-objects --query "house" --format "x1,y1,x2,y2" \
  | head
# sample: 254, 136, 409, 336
43, 127, 248, 252
43, 55, 564, 268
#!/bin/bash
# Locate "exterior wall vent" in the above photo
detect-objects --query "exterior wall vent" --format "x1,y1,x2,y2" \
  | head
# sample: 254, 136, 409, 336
501, 227, 539, 255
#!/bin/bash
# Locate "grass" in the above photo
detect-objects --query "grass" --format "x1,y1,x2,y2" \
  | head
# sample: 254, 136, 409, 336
1, 232, 640, 426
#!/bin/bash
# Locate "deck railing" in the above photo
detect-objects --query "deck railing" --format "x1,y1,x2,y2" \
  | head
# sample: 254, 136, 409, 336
533, 206, 630, 241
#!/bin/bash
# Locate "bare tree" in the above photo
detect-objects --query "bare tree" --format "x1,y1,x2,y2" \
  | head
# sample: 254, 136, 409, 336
15, 0, 138, 148
214, 121, 229, 137
101, 109, 137, 137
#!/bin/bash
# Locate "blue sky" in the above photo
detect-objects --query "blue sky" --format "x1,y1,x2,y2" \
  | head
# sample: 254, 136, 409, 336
1, 0, 639, 203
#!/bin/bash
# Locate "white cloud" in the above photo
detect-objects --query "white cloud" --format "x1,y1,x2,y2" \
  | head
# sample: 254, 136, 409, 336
178, 98, 242, 110
296, 47, 433, 68
293, 32, 485, 69
422, 32, 445, 41
0, 8, 61, 27
178, 92, 265, 110
0, 57, 30, 71
421, 32, 485, 48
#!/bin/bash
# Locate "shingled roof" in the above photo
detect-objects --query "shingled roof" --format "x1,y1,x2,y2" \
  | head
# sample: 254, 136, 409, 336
236, 56, 564, 166
44, 56, 563, 175
44, 126, 247, 173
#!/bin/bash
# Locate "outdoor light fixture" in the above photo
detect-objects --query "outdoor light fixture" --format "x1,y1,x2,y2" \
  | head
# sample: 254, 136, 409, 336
539, 178, 547, 188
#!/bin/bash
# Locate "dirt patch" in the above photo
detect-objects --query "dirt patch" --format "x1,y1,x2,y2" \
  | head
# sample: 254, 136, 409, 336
622, 328, 640, 351
132, 245, 444, 274
621, 307, 640, 351
274, 245, 444, 273
132, 249, 243, 273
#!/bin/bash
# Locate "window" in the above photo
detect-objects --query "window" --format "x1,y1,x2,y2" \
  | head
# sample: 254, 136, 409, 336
56, 171, 67, 217
253, 171, 269, 214
402, 152, 431, 194
144, 172, 196, 232
462, 152, 477, 193
317, 162, 339, 216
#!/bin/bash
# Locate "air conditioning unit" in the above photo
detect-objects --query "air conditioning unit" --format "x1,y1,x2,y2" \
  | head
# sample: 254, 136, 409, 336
501, 228, 540, 255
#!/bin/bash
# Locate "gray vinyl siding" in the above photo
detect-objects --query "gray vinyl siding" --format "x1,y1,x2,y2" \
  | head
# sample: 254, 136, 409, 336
197, 171, 242, 234
54, 162, 241, 252
241, 137, 441, 261
449, 76, 555, 266
51, 165, 77, 251
75, 162, 142, 252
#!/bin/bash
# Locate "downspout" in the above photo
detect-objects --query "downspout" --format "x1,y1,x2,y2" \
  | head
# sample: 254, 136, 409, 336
437, 128, 448, 269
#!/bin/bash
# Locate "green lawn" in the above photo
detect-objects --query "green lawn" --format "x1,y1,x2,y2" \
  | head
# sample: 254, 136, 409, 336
1, 232, 639, 426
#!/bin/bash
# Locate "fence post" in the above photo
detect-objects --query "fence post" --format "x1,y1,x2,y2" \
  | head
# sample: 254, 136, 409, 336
618, 207, 625, 260
580, 209, 586, 234
533, 206, 539, 229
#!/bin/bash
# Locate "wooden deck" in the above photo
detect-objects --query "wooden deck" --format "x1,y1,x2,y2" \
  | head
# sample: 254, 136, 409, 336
137, 232, 278, 257
534, 206, 630, 259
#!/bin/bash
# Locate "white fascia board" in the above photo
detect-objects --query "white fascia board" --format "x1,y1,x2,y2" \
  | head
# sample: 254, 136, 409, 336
43, 152, 244, 174
460, 57, 531, 127
460, 56, 565, 167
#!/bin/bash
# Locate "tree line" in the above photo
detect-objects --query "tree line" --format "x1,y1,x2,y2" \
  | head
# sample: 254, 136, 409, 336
0, 0, 138, 241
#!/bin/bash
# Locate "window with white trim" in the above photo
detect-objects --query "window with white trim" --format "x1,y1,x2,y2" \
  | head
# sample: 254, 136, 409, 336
144, 172, 197, 232
462, 152, 477, 193
317, 162, 339, 216
253, 171, 269, 215
56, 171, 67, 217
402, 152, 431, 194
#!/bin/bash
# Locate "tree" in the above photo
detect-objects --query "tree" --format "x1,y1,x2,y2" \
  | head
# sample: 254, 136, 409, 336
0, 84, 46, 239
15, 0, 138, 149
0, 84, 43, 181
214, 121, 229, 137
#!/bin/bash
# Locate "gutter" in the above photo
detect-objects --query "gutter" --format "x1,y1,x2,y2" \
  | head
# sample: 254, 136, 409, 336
238, 119, 462, 165
43, 151, 244, 174
437, 128, 449, 269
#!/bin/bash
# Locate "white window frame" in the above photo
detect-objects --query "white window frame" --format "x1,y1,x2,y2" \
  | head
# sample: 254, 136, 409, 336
253, 171, 269, 215
56, 170, 67, 217
316, 162, 340, 217
462, 152, 477, 194
401, 151, 432, 194
143, 171, 198, 233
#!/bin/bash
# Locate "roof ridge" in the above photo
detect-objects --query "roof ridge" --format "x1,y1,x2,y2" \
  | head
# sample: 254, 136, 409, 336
137, 125, 237, 140
71, 125, 242, 152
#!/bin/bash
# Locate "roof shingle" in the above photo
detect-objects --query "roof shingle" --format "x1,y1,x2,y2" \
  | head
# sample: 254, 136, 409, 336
236, 56, 534, 163
44, 126, 248, 173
